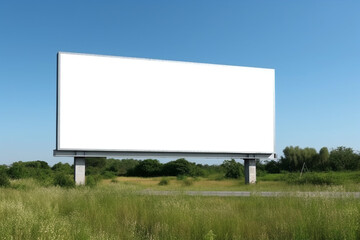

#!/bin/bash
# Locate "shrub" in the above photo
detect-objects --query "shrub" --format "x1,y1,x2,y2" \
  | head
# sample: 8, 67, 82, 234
256, 169, 267, 177
10, 179, 38, 190
197, 165, 224, 178
7, 161, 53, 182
32, 169, 53, 185
158, 178, 169, 186
111, 178, 118, 183
86, 175, 101, 187
214, 175, 225, 181
177, 175, 187, 180
204, 230, 216, 240
52, 162, 73, 174
53, 173, 75, 188
101, 171, 116, 179
0, 171, 10, 187
285, 172, 341, 185
182, 178, 193, 186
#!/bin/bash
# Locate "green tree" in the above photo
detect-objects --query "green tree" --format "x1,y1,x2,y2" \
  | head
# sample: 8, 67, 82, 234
8, 162, 25, 179
24, 160, 50, 169
302, 147, 318, 169
221, 159, 244, 179
132, 159, 162, 177
22, 161, 53, 182
162, 158, 194, 176
280, 146, 318, 171
105, 158, 139, 176
318, 147, 330, 170
86, 157, 106, 168
329, 147, 359, 171
265, 160, 280, 173
0, 165, 8, 174
85, 157, 107, 175
0, 169, 10, 187
281, 146, 300, 171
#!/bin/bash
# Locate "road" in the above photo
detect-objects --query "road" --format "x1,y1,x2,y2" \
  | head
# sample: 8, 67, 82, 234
140, 190, 360, 198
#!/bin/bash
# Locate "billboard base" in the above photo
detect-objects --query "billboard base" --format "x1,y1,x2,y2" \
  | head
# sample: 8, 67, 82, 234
74, 157, 85, 185
244, 159, 256, 184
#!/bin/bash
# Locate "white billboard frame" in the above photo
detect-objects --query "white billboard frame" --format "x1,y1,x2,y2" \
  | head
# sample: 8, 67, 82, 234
54, 52, 275, 159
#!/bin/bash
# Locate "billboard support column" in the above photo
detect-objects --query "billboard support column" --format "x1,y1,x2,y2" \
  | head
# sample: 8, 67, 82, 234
244, 159, 256, 184
74, 157, 85, 185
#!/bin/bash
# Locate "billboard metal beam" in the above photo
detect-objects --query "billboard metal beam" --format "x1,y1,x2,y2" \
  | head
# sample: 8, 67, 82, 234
54, 150, 272, 159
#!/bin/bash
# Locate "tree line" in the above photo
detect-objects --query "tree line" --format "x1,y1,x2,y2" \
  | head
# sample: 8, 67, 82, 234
266, 146, 360, 173
0, 146, 359, 187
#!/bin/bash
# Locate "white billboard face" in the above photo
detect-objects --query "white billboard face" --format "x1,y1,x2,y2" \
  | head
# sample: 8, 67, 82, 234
57, 52, 275, 155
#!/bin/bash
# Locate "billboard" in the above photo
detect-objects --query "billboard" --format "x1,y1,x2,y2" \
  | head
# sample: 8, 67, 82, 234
56, 52, 275, 157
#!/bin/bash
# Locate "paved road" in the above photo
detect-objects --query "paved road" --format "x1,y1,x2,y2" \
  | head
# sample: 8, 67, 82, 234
140, 190, 360, 198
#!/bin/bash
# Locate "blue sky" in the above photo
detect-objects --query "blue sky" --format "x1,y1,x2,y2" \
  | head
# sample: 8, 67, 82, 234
0, 1, 359, 166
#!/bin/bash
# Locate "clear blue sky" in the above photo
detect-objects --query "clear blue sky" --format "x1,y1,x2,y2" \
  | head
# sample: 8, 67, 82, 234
0, 1, 359, 166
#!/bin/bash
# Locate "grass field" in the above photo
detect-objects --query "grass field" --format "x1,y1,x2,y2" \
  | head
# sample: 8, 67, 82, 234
1, 175, 360, 239
104, 171, 360, 192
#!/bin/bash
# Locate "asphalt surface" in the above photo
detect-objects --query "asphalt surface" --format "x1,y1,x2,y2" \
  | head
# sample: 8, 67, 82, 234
140, 190, 360, 198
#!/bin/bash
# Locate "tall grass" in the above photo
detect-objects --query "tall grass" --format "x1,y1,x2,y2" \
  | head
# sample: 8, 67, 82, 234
108, 175, 360, 192
0, 180, 359, 239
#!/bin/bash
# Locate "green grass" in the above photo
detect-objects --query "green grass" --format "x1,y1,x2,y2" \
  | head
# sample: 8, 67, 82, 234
0, 178, 360, 239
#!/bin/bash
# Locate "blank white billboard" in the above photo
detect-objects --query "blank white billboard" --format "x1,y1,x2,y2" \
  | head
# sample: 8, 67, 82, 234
57, 52, 275, 155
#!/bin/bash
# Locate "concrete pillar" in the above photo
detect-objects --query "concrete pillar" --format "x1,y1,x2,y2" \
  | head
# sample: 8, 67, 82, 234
244, 158, 256, 184
74, 157, 85, 185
